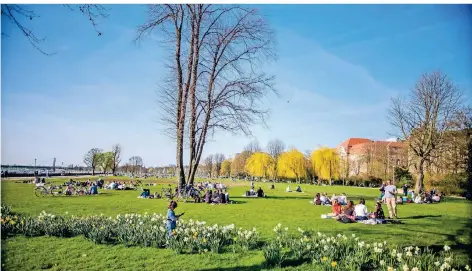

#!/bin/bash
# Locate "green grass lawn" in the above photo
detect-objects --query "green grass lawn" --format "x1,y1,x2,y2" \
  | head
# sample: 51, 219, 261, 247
1, 177, 471, 270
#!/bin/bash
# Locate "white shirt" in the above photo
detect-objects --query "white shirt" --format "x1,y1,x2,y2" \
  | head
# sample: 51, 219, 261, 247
320, 195, 326, 202
354, 204, 368, 217
338, 196, 347, 204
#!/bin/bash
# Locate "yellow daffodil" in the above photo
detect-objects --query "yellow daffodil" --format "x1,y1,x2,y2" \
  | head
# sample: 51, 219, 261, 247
322, 256, 327, 262
203, 238, 207, 243
331, 261, 337, 267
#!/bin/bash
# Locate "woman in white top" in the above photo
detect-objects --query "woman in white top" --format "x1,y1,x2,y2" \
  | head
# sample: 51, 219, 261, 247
338, 193, 347, 205
320, 193, 327, 204
354, 198, 368, 221
330, 194, 337, 203
286, 185, 292, 192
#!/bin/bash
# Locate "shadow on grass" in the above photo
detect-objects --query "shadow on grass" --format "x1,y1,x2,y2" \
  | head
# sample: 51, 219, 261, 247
197, 264, 264, 271
399, 215, 442, 219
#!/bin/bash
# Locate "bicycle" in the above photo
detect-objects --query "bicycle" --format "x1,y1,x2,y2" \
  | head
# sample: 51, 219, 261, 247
34, 183, 62, 197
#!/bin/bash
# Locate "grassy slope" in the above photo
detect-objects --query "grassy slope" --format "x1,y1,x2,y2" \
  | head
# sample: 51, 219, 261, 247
1, 177, 471, 270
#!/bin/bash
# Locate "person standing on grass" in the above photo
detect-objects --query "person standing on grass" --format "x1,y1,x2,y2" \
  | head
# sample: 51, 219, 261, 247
166, 201, 184, 237
402, 184, 408, 197
384, 180, 398, 219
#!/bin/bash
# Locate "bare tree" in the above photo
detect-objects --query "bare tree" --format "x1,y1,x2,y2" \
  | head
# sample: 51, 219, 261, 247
244, 140, 262, 153
129, 156, 144, 175
203, 154, 214, 178
83, 148, 103, 176
137, 5, 276, 188
388, 71, 463, 193
1, 4, 109, 55
213, 153, 225, 177
111, 143, 122, 176
266, 139, 285, 180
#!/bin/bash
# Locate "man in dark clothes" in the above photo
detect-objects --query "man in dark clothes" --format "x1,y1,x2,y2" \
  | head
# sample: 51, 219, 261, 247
256, 187, 264, 197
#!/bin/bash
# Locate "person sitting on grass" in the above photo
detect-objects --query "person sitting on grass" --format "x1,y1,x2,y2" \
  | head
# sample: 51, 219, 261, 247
329, 199, 342, 217
204, 190, 212, 204
354, 198, 369, 221
296, 186, 302, 192
217, 190, 226, 204
224, 190, 230, 203
257, 187, 265, 198
270, 184, 275, 189
320, 193, 331, 205
138, 188, 150, 198
313, 193, 321, 205
337, 200, 355, 222
89, 182, 98, 195
286, 185, 292, 192
414, 194, 422, 204
330, 194, 338, 203
338, 193, 347, 205
369, 201, 385, 219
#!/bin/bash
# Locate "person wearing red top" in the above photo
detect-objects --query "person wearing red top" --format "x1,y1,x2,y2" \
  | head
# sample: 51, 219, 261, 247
332, 199, 342, 215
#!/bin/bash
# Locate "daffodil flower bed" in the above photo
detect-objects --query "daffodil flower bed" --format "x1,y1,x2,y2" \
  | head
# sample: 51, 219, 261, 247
263, 223, 469, 271
0, 204, 259, 255
1, 205, 469, 270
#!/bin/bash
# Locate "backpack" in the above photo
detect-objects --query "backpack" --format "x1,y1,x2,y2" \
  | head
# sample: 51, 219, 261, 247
339, 216, 353, 223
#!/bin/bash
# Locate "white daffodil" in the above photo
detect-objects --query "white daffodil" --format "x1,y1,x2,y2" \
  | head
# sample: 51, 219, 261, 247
379, 260, 385, 266
443, 245, 451, 252
402, 264, 409, 271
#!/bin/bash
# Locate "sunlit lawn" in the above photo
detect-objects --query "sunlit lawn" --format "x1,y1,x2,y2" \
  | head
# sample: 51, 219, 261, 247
1, 176, 471, 270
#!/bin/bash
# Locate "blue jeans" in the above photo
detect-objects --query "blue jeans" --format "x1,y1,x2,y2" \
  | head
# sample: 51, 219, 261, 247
355, 216, 368, 221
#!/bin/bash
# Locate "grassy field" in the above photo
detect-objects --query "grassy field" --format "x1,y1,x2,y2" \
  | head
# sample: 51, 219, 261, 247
1, 176, 471, 270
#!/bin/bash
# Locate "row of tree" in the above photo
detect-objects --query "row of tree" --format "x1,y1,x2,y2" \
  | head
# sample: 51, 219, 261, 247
83, 144, 144, 176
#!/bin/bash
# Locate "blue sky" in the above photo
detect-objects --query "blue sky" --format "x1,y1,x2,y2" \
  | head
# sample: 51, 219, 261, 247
1, 4, 471, 167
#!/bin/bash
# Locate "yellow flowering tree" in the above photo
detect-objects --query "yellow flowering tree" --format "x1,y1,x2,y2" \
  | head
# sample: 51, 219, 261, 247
245, 152, 275, 179
310, 147, 340, 185
231, 151, 252, 177
277, 149, 307, 183
220, 160, 232, 177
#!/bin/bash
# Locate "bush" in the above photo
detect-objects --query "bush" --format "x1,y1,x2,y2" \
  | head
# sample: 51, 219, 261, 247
424, 173, 467, 195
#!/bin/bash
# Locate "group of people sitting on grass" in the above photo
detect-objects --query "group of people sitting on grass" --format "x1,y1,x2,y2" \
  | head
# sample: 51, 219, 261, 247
286, 185, 303, 192
312, 193, 347, 206
204, 189, 230, 204
63, 180, 100, 196
379, 183, 444, 204
245, 187, 265, 197
323, 198, 390, 224
104, 180, 139, 190
137, 188, 162, 199
196, 182, 226, 191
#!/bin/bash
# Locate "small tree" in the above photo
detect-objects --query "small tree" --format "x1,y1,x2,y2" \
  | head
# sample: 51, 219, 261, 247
389, 71, 463, 193
128, 156, 144, 176
213, 153, 225, 177
266, 139, 285, 180
111, 144, 122, 176
278, 149, 307, 183
203, 155, 214, 178
83, 148, 103, 175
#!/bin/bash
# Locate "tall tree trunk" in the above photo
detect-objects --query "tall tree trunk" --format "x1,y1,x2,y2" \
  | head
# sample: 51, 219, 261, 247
466, 129, 472, 193
415, 159, 425, 194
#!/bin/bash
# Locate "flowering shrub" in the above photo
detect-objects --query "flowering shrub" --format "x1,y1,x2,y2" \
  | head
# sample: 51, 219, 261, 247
265, 224, 469, 271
